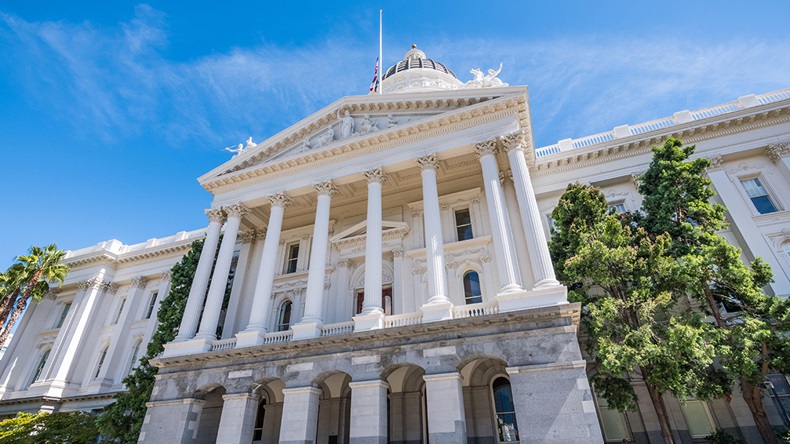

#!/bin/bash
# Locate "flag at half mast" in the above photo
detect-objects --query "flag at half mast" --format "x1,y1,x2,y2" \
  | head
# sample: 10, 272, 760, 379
369, 58, 380, 93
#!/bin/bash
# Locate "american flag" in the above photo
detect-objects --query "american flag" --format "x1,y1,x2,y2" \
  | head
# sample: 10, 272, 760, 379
369, 58, 380, 93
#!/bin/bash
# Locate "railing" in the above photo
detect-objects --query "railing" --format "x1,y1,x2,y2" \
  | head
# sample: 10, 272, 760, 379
629, 117, 675, 136
453, 301, 499, 319
210, 338, 237, 351
384, 312, 424, 328
757, 88, 790, 104
321, 321, 355, 337
572, 131, 614, 149
262, 330, 293, 344
690, 102, 739, 120
533, 87, 790, 157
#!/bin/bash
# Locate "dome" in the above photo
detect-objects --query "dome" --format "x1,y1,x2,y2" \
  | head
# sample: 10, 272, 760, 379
382, 44, 456, 80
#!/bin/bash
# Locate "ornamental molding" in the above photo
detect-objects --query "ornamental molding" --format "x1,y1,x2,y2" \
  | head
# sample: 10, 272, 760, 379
532, 108, 790, 177
268, 191, 292, 208
313, 180, 338, 196
130, 276, 148, 289
415, 153, 439, 171
224, 203, 249, 219
201, 94, 528, 195
767, 139, 790, 163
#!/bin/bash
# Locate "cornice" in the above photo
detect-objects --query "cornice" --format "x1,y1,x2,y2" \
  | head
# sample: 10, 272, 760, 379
62, 235, 202, 269
532, 103, 790, 177
202, 93, 528, 195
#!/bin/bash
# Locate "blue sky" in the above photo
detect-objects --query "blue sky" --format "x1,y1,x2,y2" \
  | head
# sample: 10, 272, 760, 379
1, 1, 789, 268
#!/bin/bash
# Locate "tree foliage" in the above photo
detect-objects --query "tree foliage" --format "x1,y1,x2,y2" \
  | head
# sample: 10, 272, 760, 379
0, 245, 69, 347
0, 411, 99, 443
97, 239, 204, 443
638, 138, 790, 444
550, 183, 723, 444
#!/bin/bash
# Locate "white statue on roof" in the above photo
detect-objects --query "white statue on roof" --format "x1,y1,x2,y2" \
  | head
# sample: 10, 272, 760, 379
463, 63, 507, 88
224, 143, 245, 157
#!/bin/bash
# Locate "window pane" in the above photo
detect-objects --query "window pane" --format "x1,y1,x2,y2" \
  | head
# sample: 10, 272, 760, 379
286, 244, 299, 273
741, 178, 765, 198
278, 301, 292, 331
455, 209, 473, 241
492, 378, 519, 442
463, 272, 482, 304
752, 196, 778, 214
680, 400, 715, 438
599, 407, 630, 442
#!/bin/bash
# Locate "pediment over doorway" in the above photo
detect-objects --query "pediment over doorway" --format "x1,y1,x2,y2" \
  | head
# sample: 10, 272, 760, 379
330, 220, 410, 252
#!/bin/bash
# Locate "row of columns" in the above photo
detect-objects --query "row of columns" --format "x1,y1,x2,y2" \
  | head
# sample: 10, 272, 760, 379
171, 131, 563, 351
210, 372, 467, 444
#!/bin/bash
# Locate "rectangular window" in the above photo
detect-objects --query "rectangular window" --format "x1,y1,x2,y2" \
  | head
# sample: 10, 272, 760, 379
608, 202, 626, 214
766, 373, 790, 425
680, 400, 715, 438
594, 389, 630, 442
55, 303, 71, 329
741, 178, 778, 214
113, 299, 126, 324
144, 292, 158, 319
285, 244, 300, 274
455, 209, 473, 241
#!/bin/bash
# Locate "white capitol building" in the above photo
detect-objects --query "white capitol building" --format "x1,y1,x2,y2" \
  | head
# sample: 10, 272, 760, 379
1, 45, 789, 444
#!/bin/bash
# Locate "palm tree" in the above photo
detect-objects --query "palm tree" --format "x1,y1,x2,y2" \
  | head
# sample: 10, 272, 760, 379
0, 245, 69, 347
0, 264, 29, 330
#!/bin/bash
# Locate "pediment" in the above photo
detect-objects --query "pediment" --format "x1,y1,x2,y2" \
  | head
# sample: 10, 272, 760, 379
331, 220, 410, 250
197, 87, 530, 193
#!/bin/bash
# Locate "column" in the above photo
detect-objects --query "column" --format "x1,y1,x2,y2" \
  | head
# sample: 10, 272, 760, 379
195, 203, 248, 341
221, 231, 256, 339
293, 181, 337, 340
98, 276, 148, 386
423, 372, 467, 443
475, 140, 524, 295
215, 393, 260, 444
278, 386, 322, 444
174, 208, 225, 342
416, 154, 453, 322
501, 132, 561, 289
348, 380, 389, 444
138, 398, 205, 443
354, 167, 386, 331
507, 362, 604, 444
47, 275, 116, 398
708, 156, 790, 296
236, 192, 291, 348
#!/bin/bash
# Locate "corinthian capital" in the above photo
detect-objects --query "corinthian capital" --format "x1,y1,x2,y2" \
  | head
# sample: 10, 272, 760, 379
314, 180, 338, 196
130, 276, 148, 289
205, 208, 226, 223
363, 167, 387, 184
707, 155, 724, 171
268, 192, 292, 208
224, 202, 249, 219
474, 139, 498, 158
499, 130, 529, 153
238, 230, 258, 244
415, 153, 439, 171
767, 140, 790, 163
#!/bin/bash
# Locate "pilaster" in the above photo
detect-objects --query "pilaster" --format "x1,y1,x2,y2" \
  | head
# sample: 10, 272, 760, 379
348, 380, 389, 444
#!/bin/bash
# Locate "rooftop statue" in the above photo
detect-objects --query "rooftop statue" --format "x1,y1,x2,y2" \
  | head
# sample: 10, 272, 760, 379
224, 143, 245, 156
245, 137, 258, 149
463, 63, 508, 88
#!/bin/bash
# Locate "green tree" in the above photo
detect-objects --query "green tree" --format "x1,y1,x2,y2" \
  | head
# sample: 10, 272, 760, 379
97, 239, 204, 443
0, 245, 69, 346
550, 183, 724, 444
638, 138, 790, 444
0, 411, 99, 443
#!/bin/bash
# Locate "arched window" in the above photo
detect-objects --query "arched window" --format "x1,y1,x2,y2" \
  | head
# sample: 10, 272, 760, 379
29, 349, 50, 387
252, 398, 266, 441
492, 377, 519, 442
94, 345, 109, 379
127, 340, 142, 376
277, 300, 292, 332
463, 271, 482, 304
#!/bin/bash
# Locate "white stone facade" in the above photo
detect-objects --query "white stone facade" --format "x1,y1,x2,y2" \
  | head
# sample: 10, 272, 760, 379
1, 47, 790, 443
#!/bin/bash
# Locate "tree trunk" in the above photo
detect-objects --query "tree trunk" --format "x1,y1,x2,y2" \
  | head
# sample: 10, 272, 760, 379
641, 367, 675, 444
741, 379, 777, 444
0, 288, 19, 328
0, 294, 28, 347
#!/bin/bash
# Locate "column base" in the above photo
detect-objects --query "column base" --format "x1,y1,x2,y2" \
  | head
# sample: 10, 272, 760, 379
353, 311, 385, 332
161, 338, 212, 357
235, 328, 268, 348
291, 321, 323, 340
533, 278, 562, 289
420, 300, 454, 323
496, 285, 568, 312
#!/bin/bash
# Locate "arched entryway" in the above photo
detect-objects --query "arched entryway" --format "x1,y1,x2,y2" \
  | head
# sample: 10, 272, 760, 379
314, 371, 352, 443
251, 378, 286, 443
383, 364, 427, 443
460, 356, 519, 443
193, 384, 226, 444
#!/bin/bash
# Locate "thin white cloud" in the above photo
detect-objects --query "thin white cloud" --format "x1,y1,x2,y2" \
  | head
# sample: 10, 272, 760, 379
2, 8, 788, 150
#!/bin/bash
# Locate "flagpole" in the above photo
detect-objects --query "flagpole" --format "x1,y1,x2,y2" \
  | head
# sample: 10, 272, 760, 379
379, 9, 384, 94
